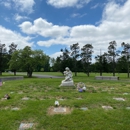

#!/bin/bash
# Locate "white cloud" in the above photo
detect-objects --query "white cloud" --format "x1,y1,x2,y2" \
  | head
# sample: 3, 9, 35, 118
0, 25, 33, 50
37, 0, 130, 58
71, 13, 80, 18
50, 51, 62, 59
17, 0, 130, 61
19, 18, 70, 38
14, 14, 29, 22
91, 3, 99, 9
47, 0, 91, 8
1, 1, 11, 9
12, 0, 35, 14
1, 0, 35, 14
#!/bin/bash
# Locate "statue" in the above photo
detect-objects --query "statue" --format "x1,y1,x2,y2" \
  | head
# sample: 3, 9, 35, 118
63, 67, 73, 82
60, 67, 74, 87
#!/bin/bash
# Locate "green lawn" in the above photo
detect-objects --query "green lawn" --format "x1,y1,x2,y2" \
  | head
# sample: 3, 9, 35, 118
0, 72, 130, 130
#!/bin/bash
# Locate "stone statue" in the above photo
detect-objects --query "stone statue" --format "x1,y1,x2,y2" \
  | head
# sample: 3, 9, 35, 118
60, 67, 74, 87
63, 67, 73, 82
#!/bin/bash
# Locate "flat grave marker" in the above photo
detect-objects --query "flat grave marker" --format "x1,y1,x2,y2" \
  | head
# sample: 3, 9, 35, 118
126, 107, 130, 110
102, 106, 113, 110
80, 107, 88, 111
113, 97, 125, 101
11, 107, 20, 111
22, 97, 29, 100
53, 107, 66, 113
123, 93, 128, 95
19, 123, 33, 130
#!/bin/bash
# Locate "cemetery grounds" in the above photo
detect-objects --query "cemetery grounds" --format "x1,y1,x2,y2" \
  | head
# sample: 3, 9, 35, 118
0, 72, 130, 130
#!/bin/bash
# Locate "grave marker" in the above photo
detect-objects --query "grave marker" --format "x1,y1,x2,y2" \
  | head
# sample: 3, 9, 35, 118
19, 123, 33, 130
80, 107, 88, 111
113, 98, 125, 101
53, 107, 66, 113
102, 106, 113, 110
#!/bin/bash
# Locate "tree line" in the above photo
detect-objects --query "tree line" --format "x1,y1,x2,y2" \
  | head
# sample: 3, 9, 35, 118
0, 41, 130, 78
0, 42, 50, 77
51, 41, 130, 78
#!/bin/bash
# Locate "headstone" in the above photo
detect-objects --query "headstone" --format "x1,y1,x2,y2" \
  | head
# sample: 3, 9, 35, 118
19, 123, 33, 130
11, 107, 20, 111
53, 107, 66, 113
22, 97, 29, 100
76, 97, 82, 100
123, 93, 128, 95
126, 107, 130, 110
80, 107, 88, 111
102, 106, 113, 110
113, 98, 125, 101
60, 67, 74, 87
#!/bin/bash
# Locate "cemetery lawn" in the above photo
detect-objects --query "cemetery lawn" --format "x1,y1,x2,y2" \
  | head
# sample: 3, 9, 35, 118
0, 73, 130, 130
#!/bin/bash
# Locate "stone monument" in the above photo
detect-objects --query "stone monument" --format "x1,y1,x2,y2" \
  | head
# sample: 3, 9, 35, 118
60, 67, 74, 87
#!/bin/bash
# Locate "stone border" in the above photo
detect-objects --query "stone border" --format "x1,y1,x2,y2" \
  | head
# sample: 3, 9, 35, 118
0, 76, 24, 81
95, 76, 119, 80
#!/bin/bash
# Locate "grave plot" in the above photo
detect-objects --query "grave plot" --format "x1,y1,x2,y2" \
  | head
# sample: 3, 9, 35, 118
19, 123, 33, 130
48, 106, 72, 115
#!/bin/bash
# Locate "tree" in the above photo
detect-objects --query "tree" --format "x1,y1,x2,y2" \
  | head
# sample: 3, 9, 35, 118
121, 42, 130, 78
108, 41, 120, 76
116, 55, 127, 73
81, 44, 93, 77
8, 42, 17, 55
8, 46, 50, 77
60, 48, 72, 72
0, 42, 7, 75
95, 49, 103, 76
70, 43, 80, 76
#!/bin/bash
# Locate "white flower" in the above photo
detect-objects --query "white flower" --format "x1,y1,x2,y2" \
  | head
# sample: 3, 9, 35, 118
55, 101, 59, 106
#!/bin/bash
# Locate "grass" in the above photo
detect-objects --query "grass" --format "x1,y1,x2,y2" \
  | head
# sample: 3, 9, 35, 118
0, 72, 130, 129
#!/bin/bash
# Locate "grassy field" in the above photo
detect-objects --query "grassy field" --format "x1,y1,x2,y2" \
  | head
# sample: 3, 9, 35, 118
0, 72, 130, 130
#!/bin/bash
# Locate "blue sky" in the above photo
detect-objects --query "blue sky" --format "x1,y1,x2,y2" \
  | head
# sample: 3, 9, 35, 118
0, 0, 129, 62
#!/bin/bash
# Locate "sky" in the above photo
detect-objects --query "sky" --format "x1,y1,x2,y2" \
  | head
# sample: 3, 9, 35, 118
0, 0, 130, 62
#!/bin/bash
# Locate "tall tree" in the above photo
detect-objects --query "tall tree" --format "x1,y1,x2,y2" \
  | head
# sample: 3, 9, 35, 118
60, 48, 71, 72
8, 42, 17, 55
70, 43, 80, 76
121, 42, 130, 78
0, 42, 7, 75
95, 52, 109, 75
81, 44, 93, 77
116, 55, 127, 73
108, 41, 119, 76
95, 54, 103, 76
